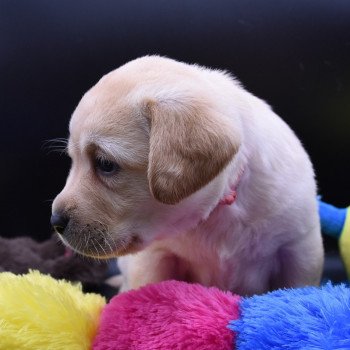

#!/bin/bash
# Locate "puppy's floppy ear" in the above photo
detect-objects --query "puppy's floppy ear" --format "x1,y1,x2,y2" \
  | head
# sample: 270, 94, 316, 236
144, 97, 241, 205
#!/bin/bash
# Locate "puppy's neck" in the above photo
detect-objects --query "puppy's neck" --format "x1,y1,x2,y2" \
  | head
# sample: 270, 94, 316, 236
218, 166, 245, 206
216, 146, 248, 208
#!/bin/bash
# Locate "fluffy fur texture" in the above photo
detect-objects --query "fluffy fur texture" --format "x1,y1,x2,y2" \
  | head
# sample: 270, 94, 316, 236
1, 273, 349, 349
229, 283, 350, 349
93, 280, 240, 350
0, 271, 105, 350
52, 56, 323, 295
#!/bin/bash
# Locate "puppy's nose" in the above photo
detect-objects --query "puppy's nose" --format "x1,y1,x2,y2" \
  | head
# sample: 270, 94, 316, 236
50, 213, 69, 234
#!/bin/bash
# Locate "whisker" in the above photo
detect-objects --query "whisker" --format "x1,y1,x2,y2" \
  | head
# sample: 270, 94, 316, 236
83, 230, 92, 252
104, 237, 114, 254
94, 236, 108, 256
91, 239, 101, 258
42, 138, 69, 155
118, 237, 128, 251
42, 138, 68, 147
43, 138, 68, 145
52, 233, 63, 245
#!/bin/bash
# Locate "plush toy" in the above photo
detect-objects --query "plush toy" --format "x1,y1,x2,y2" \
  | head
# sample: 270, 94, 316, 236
0, 270, 105, 350
0, 235, 108, 290
318, 199, 350, 278
1, 271, 350, 350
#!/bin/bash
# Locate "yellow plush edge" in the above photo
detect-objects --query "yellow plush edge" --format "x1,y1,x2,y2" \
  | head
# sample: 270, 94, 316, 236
339, 208, 350, 279
0, 270, 106, 350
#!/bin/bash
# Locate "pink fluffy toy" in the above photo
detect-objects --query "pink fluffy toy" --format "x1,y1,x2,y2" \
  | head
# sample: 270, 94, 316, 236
94, 280, 350, 350
94, 280, 241, 349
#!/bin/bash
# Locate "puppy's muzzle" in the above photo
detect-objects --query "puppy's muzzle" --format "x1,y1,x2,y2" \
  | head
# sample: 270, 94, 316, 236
50, 213, 69, 235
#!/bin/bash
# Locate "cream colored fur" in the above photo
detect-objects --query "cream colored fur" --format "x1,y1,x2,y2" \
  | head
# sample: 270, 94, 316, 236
52, 56, 324, 295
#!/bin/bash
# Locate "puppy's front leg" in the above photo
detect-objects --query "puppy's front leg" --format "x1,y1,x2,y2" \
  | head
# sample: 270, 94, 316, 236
118, 247, 185, 292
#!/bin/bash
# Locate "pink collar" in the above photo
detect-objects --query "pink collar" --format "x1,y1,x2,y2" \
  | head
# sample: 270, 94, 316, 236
219, 167, 245, 206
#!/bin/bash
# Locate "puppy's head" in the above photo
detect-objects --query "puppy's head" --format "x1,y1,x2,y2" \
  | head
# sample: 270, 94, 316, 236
51, 56, 241, 258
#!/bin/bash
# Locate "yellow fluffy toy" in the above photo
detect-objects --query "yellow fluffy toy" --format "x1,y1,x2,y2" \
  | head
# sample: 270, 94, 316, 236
0, 270, 105, 350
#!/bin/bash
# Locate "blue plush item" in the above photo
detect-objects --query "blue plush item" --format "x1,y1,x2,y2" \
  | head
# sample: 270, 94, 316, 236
229, 283, 350, 349
318, 199, 347, 239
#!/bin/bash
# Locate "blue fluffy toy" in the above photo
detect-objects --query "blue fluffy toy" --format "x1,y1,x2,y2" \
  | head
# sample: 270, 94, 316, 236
229, 283, 350, 349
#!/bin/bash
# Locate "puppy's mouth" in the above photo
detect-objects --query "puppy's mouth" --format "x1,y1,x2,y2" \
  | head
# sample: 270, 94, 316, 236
57, 225, 142, 259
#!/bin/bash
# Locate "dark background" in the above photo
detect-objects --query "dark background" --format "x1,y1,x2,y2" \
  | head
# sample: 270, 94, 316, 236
1, 0, 349, 245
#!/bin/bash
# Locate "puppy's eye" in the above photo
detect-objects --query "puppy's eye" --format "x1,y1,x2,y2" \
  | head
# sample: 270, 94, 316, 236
94, 157, 119, 176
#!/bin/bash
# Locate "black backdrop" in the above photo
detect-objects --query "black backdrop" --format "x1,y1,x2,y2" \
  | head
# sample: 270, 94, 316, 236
1, 0, 349, 242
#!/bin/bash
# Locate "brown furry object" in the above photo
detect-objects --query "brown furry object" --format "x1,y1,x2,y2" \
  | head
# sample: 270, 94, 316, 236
0, 235, 107, 288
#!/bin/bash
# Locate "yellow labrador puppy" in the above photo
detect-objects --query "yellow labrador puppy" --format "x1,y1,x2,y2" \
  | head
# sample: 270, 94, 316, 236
51, 56, 323, 295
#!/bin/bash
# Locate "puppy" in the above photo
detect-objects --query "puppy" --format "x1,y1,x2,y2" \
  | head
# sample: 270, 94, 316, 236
51, 56, 323, 295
